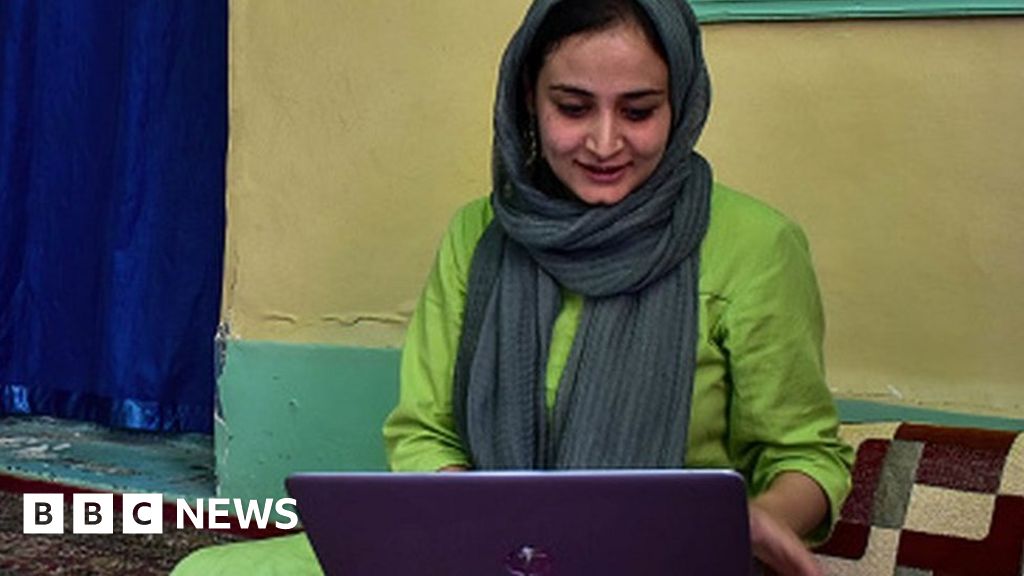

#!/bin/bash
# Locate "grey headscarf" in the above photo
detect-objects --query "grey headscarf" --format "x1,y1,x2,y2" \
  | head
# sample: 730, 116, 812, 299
453, 0, 712, 469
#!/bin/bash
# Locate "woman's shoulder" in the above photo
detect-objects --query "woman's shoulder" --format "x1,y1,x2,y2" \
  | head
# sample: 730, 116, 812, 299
708, 183, 800, 237
454, 195, 493, 228
445, 196, 493, 250
702, 183, 815, 292
433, 196, 494, 281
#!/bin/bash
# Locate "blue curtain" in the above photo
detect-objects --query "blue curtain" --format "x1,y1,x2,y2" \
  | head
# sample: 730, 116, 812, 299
0, 1, 227, 433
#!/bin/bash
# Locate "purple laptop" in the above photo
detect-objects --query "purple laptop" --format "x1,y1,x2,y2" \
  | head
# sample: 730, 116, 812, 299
286, 470, 752, 576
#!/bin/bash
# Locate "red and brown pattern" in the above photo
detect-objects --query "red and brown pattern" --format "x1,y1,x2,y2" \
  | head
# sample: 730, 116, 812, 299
815, 423, 1024, 576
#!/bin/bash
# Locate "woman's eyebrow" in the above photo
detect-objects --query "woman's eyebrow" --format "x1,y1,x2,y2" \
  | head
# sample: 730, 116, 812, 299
547, 84, 665, 100
548, 84, 593, 97
621, 89, 666, 100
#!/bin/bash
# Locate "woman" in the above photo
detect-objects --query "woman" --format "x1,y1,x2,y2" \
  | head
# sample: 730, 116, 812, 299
175, 0, 851, 574
383, 0, 851, 575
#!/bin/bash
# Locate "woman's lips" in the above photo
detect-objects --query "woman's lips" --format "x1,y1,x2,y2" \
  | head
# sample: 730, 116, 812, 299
577, 161, 629, 184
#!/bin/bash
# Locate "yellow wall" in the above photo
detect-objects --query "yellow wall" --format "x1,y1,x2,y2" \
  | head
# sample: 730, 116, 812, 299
700, 18, 1024, 417
225, 1, 1023, 418
224, 0, 526, 346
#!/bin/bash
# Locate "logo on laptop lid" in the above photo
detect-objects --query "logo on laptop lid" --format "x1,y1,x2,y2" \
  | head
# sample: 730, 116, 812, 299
505, 544, 553, 576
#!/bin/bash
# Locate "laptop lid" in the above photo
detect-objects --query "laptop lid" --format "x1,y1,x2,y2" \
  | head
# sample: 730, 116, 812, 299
286, 469, 752, 576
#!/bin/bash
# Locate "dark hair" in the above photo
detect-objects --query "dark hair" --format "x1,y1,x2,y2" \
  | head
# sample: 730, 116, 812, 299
523, 0, 668, 95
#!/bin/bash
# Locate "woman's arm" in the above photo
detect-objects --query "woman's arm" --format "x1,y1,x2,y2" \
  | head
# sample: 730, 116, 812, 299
753, 471, 828, 538
749, 472, 828, 576
383, 199, 493, 472
713, 206, 853, 574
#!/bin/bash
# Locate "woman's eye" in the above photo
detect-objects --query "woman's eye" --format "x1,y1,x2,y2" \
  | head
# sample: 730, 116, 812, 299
623, 107, 655, 122
556, 103, 588, 118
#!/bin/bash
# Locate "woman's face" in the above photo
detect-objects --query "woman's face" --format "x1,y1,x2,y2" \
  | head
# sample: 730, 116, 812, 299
533, 22, 671, 206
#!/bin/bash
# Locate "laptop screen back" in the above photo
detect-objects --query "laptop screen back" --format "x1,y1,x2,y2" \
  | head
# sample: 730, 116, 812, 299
287, 469, 752, 576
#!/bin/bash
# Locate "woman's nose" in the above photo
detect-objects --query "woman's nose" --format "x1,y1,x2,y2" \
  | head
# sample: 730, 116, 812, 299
584, 114, 624, 159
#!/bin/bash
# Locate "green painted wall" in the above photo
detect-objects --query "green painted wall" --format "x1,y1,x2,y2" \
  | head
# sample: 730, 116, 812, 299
215, 341, 398, 502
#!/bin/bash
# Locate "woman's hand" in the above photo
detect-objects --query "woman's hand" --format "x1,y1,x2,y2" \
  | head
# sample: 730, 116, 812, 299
748, 472, 828, 576
749, 501, 823, 576
437, 465, 468, 472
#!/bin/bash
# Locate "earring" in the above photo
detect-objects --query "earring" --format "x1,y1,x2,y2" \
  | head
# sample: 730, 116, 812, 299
526, 117, 539, 166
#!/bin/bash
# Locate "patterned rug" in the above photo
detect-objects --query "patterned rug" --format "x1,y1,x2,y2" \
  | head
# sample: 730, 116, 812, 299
815, 422, 1024, 575
0, 416, 215, 500
0, 475, 248, 576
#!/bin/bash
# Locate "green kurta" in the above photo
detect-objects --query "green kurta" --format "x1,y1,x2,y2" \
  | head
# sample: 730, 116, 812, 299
383, 183, 852, 539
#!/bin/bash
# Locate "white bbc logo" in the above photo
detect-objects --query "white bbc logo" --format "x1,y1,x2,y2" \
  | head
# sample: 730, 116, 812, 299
23, 493, 164, 534
123, 493, 164, 534
22, 494, 64, 534
73, 493, 114, 534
